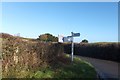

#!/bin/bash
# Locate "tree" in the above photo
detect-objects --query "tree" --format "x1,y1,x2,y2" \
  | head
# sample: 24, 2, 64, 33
81, 39, 88, 43
37, 33, 58, 42
38, 34, 48, 41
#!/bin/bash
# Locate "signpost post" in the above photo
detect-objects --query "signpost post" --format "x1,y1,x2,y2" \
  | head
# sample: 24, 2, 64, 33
71, 36, 74, 62
62, 32, 80, 62
71, 32, 80, 62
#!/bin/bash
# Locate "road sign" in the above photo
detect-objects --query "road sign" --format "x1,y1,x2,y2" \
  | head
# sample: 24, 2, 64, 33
62, 37, 72, 42
67, 36, 73, 42
72, 32, 80, 37
62, 32, 80, 62
67, 36, 72, 38
62, 37, 68, 42
71, 32, 80, 62
63, 37, 73, 42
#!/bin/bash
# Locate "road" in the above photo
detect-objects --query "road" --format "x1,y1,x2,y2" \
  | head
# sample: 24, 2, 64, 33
75, 56, 119, 79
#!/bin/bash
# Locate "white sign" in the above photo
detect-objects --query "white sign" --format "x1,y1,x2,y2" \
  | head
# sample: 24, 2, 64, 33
58, 35, 64, 42
63, 37, 68, 42
63, 37, 72, 42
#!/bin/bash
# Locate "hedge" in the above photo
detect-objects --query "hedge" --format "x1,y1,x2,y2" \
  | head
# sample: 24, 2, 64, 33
2, 34, 64, 78
63, 43, 119, 62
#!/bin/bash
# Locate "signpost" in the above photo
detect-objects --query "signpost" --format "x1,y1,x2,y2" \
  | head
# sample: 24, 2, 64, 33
71, 32, 80, 62
63, 36, 72, 42
62, 32, 80, 62
72, 32, 80, 37
71, 37, 74, 62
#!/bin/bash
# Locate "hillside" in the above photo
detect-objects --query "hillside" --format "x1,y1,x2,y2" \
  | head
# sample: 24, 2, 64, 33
1, 33, 97, 78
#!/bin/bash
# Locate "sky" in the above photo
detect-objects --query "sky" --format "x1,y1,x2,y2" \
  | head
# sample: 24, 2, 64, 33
1, 2, 118, 43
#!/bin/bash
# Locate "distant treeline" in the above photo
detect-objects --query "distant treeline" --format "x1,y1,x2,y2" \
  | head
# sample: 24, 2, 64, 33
63, 42, 119, 62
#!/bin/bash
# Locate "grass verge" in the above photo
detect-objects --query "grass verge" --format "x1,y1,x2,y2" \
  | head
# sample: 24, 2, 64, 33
30, 54, 97, 79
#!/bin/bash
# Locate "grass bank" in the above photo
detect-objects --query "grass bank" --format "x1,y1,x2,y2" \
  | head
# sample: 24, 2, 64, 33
28, 54, 97, 79
2, 54, 97, 79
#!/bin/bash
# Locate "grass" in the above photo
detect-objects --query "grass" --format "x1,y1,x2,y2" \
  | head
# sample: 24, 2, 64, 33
29, 54, 97, 79
2, 54, 97, 79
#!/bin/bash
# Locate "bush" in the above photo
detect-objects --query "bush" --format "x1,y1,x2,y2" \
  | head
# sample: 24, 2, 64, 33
63, 42, 119, 62
37, 33, 58, 42
2, 34, 64, 78
81, 39, 88, 43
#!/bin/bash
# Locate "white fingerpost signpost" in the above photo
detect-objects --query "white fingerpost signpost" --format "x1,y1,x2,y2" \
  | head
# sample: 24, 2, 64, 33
71, 36, 74, 62
71, 32, 80, 62
62, 32, 80, 62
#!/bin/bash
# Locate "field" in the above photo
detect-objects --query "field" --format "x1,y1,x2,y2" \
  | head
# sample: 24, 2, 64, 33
1, 33, 97, 79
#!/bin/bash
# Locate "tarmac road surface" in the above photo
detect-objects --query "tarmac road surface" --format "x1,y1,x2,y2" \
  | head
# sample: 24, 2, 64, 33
76, 56, 119, 79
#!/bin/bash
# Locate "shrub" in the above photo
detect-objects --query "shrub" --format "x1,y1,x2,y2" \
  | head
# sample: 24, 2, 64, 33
2, 33, 64, 78
81, 39, 88, 43
63, 42, 119, 62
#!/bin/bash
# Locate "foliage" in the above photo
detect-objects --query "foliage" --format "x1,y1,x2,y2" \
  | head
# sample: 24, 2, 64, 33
63, 42, 119, 62
2, 33, 63, 78
2, 33, 97, 78
37, 33, 58, 42
81, 39, 88, 43
31, 54, 97, 79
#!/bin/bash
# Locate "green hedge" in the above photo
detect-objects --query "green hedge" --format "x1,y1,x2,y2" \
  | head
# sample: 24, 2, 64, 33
63, 43, 119, 62
2, 35, 64, 78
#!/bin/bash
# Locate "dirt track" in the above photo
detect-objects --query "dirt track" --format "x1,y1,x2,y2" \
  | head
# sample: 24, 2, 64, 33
76, 56, 119, 79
